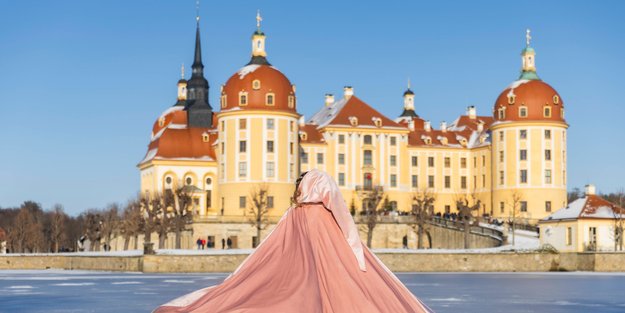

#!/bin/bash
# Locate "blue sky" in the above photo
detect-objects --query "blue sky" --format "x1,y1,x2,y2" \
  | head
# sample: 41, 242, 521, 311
1, 1, 624, 215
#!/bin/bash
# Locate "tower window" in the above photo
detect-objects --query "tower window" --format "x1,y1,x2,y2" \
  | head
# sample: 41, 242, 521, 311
252, 80, 261, 90
545, 149, 551, 161
553, 95, 560, 104
519, 106, 528, 118
239, 162, 247, 177
266, 93, 275, 106
202, 132, 209, 142
520, 169, 528, 183
266, 141, 274, 153
507, 94, 516, 105
498, 107, 506, 119
545, 129, 551, 139
499, 171, 504, 185
267, 118, 274, 130
390, 174, 397, 187
339, 153, 345, 165
338, 173, 345, 186
545, 169, 552, 184
266, 162, 275, 177
239, 140, 247, 153
239, 119, 247, 130
158, 116, 165, 127
499, 151, 504, 162
390, 155, 397, 166
221, 95, 227, 108
288, 95, 295, 108
239, 92, 248, 106
520, 129, 527, 139
520, 201, 528, 212
520, 149, 527, 161
412, 175, 418, 188
499, 131, 504, 141
444, 176, 451, 188
544, 107, 552, 118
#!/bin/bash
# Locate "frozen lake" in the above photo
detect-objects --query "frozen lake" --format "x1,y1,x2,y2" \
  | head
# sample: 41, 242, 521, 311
1, 270, 625, 313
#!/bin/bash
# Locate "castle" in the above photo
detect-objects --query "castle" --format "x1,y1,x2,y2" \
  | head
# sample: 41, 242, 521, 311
139, 14, 567, 249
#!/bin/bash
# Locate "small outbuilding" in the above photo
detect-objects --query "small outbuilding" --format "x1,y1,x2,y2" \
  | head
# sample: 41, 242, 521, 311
539, 185, 624, 252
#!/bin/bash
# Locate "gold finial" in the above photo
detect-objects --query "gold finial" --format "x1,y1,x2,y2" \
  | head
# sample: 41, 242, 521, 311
256, 10, 263, 30
526, 28, 532, 47
196, 0, 200, 24
181, 63, 185, 79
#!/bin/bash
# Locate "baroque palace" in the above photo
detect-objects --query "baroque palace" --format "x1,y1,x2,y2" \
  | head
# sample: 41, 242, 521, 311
138, 14, 567, 249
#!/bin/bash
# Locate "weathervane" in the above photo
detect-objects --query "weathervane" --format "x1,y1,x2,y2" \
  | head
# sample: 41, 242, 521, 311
407, 77, 411, 89
181, 63, 185, 79
526, 28, 532, 46
196, 0, 200, 24
256, 10, 263, 30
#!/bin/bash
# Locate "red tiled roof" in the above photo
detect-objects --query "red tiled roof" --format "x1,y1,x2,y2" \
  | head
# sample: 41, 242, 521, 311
299, 124, 325, 144
323, 96, 403, 128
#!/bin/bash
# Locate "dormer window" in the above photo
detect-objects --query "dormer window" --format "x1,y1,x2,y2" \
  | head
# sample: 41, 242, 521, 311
553, 95, 560, 104
519, 106, 528, 118
158, 116, 165, 127
498, 107, 506, 119
459, 138, 467, 146
507, 94, 516, 105
300, 132, 308, 141
202, 132, 209, 142
439, 137, 448, 145
239, 91, 248, 106
544, 106, 552, 118
266, 93, 275, 106
252, 80, 261, 90
561, 109, 565, 119
372, 117, 382, 127
288, 95, 295, 108
220, 95, 227, 108
422, 136, 432, 145
349, 116, 358, 126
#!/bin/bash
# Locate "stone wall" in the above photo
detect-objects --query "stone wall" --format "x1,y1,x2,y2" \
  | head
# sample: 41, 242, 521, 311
1, 252, 624, 273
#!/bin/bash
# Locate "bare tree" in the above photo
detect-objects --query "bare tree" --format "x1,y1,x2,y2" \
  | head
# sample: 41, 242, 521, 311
171, 184, 194, 249
507, 191, 524, 247
357, 186, 385, 248
120, 198, 143, 250
82, 209, 102, 251
248, 184, 270, 248
568, 187, 582, 203
49, 204, 67, 253
140, 192, 170, 249
611, 190, 625, 251
100, 204, 120, 251
456, 194, 482, 249
411, 190, 436, 249
8, 202, 45, 253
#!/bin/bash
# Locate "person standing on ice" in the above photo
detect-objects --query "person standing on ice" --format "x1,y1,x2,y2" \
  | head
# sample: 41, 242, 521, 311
154, 169, 433, 313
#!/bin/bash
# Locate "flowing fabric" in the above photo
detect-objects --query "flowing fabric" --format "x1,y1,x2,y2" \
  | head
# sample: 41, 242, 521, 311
154, 169, 433, 313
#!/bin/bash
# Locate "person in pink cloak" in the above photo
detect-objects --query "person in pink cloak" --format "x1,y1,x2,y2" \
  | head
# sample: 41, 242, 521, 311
154, 169, 433, 313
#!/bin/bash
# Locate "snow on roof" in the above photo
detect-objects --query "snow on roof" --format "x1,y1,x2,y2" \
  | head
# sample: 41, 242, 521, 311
237, 64, 261, 79
541, 195, 624, 222
308, 97, 349, 128
140, 148, 158, 164
507, 79, 530, 90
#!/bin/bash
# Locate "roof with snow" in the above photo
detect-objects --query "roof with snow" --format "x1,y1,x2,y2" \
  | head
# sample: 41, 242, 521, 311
540, 195, 625, 222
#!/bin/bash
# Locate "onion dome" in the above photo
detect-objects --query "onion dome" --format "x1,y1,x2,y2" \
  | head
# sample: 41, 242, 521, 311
220, 12, 297, 113
493, 30, 565, 123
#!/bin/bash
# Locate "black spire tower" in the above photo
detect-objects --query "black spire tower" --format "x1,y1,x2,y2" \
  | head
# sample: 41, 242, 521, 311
186, 14, 213, 128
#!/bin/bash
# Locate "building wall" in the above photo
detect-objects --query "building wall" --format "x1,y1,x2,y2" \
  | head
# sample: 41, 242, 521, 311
540, 219, 618, 252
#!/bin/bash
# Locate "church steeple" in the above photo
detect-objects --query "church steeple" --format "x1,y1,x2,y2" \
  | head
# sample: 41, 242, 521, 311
185, 2, 213, 128
247, 10, 271, 66
519, 29, 540, 80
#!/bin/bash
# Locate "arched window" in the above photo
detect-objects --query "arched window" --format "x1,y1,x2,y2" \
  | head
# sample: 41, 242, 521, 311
519, 106, 528, 118
185, 176, 193, 185
266, 93, 275, 106
544, 106, 552, 118
239, 92, 248, 106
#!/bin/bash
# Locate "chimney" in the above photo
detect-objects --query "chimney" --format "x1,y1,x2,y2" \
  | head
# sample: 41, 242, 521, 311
343, 86, 354, 99
424, 120, 431, 132
467, 106, 477, 119
477, 121, 484, 132
298, 115, 306, 127
408, 120, 415, 131
585, 184, 596, 196
440, 121, 447, 132
324, 93, 335, 107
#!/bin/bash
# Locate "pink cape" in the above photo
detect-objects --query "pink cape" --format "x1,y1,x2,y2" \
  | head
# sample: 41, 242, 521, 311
154, 169, 433, 313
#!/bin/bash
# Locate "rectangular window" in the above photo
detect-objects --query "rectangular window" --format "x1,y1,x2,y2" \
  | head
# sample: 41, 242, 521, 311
444, 176, 451, 188
390, 155, 397, 166
544, 107, 552, 117
444, 157, 451, 168
589, 227, 597, 245
239, 162, 247, 177
290, 142, 294, 155
338, 173, 345, 186
566, 227, 572, 246
239, 94, 247, 106
545, 169, 552, 184
266, 140, 274, 153
267, 196, 274, 209
461, 157, 467, 168
301, 151, 308, 164
266, 94, 274, 106
520, 169, 528, 183
266, 162, 275, 177
338, 153, 345, 165
520, 149, 527, 161
411, 156, 418, 167
267, 118, 274, 130
364, 150, 372, 165
499, 151, 504, 162
428, 157, 434, 167
239, 196, 246, 209
390, 174, 397, 187
239, 118, 247, 129
545, 201, 552, 212
520, 129, 527, 139
545, 129, 551, 139
364, 135, 372, 145
290, 121, 294, 132
545, 149, 552, 161
499, 171, 504, 185
473, 176, 476, 189
428, 175, 435, 188
221, 142, 225, 155
338, 134, 345, 144
445, 205, 451, 214
499, 131, 504, 141
500, 202, 505, 213
482, 174, 486, 187
317, 153, 324, 164
461, 176, 467, 189
390, 137, 397, 146
411, 175, 418, 188
520, 201, 528, 212
473, 157, 477, 168
239, 140, 247, 153
482, 155, 486, 166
